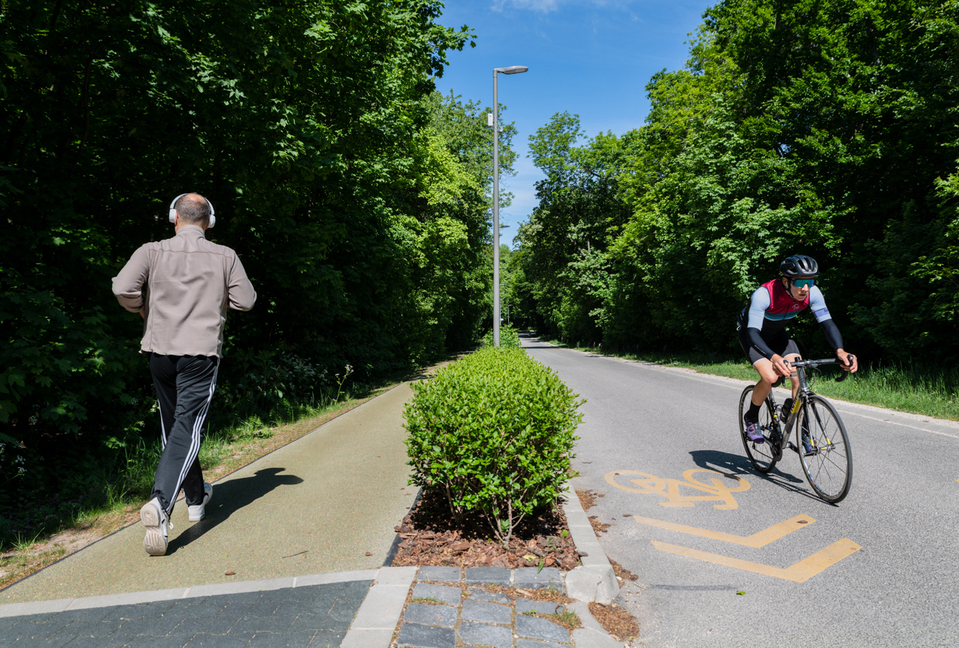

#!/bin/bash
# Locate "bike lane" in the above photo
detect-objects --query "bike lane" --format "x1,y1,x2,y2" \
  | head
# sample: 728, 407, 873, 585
522, 336, 959, 648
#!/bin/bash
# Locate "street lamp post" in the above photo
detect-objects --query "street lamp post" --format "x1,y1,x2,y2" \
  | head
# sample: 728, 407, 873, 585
492, 65, 527, 347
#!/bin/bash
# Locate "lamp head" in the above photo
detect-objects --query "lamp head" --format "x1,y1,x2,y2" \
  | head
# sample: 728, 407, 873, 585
495, 66, 528, 75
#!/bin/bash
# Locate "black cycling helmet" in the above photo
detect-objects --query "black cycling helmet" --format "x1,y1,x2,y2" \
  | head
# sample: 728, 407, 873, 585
780, 254, 819, 278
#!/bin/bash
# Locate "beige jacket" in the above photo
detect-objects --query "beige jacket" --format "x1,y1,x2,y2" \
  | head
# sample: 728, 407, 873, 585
112, 225, 256, 357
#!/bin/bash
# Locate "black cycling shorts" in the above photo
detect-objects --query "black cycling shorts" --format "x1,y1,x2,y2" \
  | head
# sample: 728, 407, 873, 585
738, 327, 801, 365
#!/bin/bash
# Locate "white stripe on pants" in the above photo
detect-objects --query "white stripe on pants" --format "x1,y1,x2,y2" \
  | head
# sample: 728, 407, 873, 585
150, 353, 219, 514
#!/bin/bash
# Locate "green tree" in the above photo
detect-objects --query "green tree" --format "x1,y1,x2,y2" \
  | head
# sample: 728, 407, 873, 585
702, 0, 959, 359
516, 113, 633, 344
411, 92, 517, 352
0, 0, 484, 530
517, 0, 959, 363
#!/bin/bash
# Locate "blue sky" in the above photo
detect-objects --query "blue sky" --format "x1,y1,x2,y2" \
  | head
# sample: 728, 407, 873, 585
431, 0, 713, 241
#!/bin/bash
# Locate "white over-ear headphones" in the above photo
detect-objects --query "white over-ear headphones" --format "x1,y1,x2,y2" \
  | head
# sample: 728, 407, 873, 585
168, 194, 216, 228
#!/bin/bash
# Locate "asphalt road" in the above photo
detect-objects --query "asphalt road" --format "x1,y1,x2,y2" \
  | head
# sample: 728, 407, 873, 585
522, 336, 959, 648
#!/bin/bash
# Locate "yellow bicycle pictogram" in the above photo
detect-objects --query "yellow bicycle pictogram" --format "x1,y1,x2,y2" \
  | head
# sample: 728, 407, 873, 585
605, 469, 750, 510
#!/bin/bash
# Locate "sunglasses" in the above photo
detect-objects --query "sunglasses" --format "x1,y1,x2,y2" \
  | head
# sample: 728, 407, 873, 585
792, 278, 816, 288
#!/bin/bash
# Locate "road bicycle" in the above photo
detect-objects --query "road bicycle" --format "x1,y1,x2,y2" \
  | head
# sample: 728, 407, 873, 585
738, 358, 853, 503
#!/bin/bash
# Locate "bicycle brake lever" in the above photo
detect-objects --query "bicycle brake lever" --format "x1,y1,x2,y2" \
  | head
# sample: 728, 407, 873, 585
834, 354, 855, 383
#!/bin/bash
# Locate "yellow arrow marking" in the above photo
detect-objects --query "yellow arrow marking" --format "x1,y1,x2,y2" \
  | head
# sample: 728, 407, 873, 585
651, 538, 861, 583
632, 514, 815, 547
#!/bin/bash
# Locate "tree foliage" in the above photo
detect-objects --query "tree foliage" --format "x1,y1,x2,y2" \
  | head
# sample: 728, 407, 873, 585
0, 1, 512, 523
515, 0, 959, 363
513, 112, 634, 343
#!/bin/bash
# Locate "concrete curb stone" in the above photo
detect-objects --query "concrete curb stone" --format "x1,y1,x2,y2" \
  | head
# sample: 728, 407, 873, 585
340, 567, 416, 648
561, 484, 621, 605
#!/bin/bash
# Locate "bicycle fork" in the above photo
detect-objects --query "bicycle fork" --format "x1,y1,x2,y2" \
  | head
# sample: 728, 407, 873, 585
774, 374, 812, 459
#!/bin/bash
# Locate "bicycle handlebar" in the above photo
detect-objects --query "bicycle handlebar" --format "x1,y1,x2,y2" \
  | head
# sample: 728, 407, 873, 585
786, 356, 855, 383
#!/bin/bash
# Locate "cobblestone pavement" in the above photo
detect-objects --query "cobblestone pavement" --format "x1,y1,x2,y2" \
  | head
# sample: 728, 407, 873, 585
395, 566, 622, 648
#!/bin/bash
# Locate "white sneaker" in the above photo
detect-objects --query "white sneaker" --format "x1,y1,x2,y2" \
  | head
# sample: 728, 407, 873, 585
188, 483, 213, 522
140, 498, 170, 556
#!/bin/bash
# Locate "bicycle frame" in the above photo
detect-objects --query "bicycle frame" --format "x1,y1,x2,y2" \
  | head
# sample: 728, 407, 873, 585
766, 358, 848, 459
739, 356, 854, 502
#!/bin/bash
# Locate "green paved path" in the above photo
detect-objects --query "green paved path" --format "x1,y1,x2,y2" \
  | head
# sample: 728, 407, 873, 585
1, 382, 417, 605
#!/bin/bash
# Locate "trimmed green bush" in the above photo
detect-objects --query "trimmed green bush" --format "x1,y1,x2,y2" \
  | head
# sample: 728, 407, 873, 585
481, 324, 522, 349
404, 347, 583, 543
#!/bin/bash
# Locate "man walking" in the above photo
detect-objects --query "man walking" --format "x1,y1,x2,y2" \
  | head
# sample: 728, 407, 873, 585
113, 193, 256, 555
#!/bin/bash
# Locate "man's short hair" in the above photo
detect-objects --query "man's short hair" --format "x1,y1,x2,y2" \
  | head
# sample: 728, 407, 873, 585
175, 194, 212, 226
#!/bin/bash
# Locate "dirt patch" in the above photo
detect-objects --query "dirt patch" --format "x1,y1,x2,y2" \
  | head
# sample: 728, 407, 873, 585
577, 488, 604, 510
589, 601, 640, 642
610, 557, 639, 582
0, 507, 140, 591
588, 515, 611, 535
390, 488, 581, 571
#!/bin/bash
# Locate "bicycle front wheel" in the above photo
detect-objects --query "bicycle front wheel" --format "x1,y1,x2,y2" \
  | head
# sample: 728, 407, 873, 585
738, 386, 778, 473
797, 395, 852, 503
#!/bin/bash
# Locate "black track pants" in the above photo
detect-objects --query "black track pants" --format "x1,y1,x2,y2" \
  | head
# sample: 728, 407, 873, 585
149, 353, 219, 514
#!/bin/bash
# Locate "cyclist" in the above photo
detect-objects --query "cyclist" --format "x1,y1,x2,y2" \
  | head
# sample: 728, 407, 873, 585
737, 255, 858, 454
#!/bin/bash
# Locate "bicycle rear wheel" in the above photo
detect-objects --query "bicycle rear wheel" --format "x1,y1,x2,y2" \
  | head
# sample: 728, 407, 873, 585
738, 386, 778, 473
797, 395, 852, 503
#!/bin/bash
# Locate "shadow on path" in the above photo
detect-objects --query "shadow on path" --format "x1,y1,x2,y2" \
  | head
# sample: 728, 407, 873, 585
688, 449, 824, 503
168, 467, 304, 554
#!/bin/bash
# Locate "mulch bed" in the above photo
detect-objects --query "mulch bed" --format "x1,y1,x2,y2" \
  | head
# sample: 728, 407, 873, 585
590, 601, 641, 642
390, 488, 581, 571
390, 488, 641, 645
